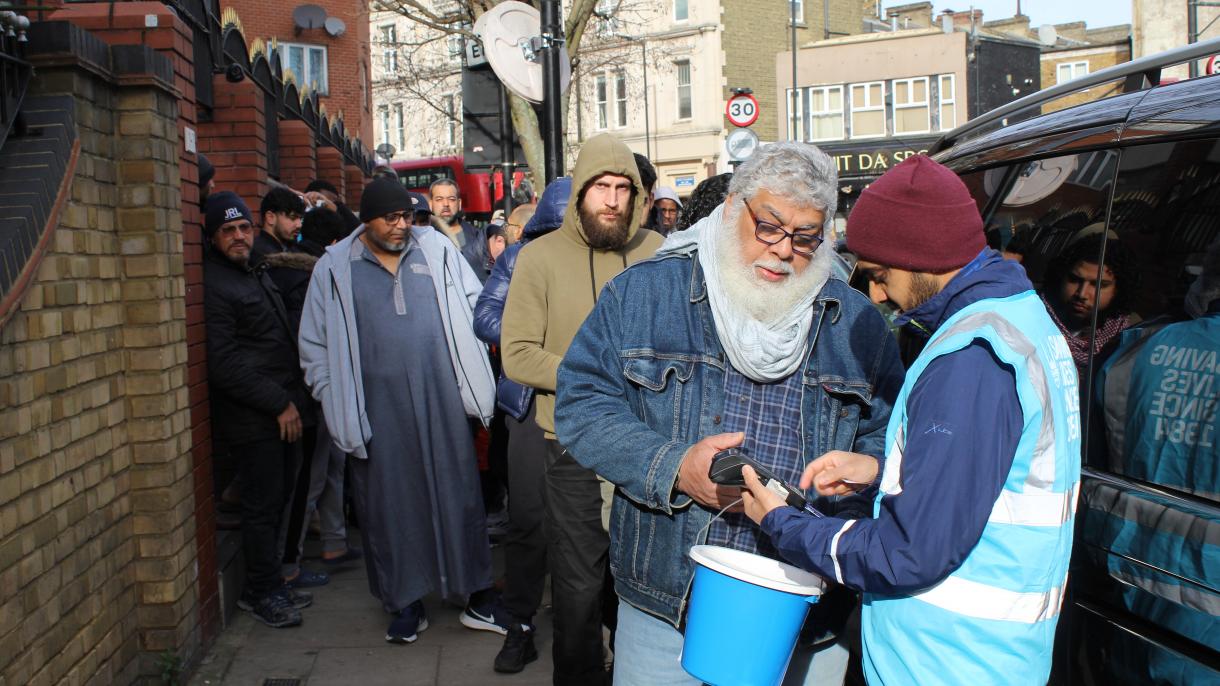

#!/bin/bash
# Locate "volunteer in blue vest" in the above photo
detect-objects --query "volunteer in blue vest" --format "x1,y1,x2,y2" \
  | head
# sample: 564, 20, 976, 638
741, 154, 1083, 685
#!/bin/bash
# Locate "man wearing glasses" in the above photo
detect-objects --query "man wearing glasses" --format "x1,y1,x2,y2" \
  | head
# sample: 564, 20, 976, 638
555, 143, 905, 684
299, 177, 505, 645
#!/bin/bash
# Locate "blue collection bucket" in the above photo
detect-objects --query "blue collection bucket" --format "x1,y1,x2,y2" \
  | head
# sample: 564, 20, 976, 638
682, 545, 824, 686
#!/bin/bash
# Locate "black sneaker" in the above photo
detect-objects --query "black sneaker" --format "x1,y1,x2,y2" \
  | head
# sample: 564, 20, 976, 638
461, 596, 510, 635
239, 591, 301, 628
494, 622, 538, 673
279, 587, 313, 610
386, 600, 428, 644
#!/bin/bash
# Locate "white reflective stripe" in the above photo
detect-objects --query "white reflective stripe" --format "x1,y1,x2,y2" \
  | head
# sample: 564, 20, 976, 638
988, 482, 1080, 527
880, 425, 904, 496
912, 575, 1065, 623
830, 519, 857, 585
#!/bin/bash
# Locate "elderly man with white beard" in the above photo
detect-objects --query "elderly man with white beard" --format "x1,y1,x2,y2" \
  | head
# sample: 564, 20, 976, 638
555, 142, 906, 685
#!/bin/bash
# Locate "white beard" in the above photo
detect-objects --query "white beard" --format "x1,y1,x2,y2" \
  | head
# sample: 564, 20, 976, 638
714, 202, 833, 325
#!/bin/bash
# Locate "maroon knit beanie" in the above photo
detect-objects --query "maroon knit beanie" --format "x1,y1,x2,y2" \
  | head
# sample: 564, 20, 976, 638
846, 155, 985, 272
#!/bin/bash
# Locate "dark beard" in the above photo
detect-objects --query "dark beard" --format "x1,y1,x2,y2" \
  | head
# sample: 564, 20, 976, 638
907, 272, 942, 312
580, 206, 632, 250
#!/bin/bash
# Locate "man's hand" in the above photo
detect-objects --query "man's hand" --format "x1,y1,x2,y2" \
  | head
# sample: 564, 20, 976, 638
740, 465, 788, 525
801, 451, 879, 496
303, 191, 337, 212
676, 432, 745, 511
277, 402, 302, 443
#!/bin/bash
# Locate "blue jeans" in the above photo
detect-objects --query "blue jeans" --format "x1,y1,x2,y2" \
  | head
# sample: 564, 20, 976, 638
612, 600, 849, 686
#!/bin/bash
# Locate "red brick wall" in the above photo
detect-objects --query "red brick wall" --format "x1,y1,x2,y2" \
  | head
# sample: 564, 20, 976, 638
345, 164, 366, 212
278, 120, 318, 192
316, 146, 347, 198
224, 0, 373, 144
197, 76, 270, 213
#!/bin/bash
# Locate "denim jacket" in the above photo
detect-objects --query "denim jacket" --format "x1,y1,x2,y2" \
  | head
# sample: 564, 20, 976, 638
555, 251, 904, 626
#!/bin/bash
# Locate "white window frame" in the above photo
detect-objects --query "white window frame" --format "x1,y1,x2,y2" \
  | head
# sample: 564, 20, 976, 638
378, 105, 391, 149
674, 0, 689, 22
676, 60, 692, 121
447, 35, 464, 61
280, 42, 329, 94
849, 81, 886, 140
937, 74, 956, 131
789, 0, 804, 24
379, 25, 397, 74
892, 76, 930, 135
1056, 60, 1089, 84
393, 102, 405, 151
595, 73, 609, 130
806, 85, 844, 142
786, 88, 804, 141
614, 70, 628, 128
444, 94, 457, 146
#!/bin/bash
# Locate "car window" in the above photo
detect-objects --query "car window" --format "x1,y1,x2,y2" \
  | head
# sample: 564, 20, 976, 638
1093, 138, 1220, 504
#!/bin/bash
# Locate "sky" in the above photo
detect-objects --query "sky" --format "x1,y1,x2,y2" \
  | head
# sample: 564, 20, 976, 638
882, 0, 1133, 29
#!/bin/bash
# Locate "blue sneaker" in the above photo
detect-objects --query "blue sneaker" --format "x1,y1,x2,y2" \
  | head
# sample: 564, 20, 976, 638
460, 596, 510, 635
386, 600, 428, 644
285, 568, 330, 588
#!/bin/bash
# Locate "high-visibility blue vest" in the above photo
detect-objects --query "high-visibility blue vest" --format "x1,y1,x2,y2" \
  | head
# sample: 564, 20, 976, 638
862, 291, 1083, 685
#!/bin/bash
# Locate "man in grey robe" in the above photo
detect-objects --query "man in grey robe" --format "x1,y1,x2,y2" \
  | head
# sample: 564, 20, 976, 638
299, 177, 508, 643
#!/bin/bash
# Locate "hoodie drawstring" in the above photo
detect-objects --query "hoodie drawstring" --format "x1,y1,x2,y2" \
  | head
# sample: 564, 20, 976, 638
588, 249, 629, 304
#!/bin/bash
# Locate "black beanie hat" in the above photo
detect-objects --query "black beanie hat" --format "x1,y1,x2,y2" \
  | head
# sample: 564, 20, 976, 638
359, 176, 411, 222
204, 191, 253, 236
198, 153, 215, 189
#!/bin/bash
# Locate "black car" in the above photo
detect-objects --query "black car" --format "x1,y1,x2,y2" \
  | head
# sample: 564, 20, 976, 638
926, 37, 1220, 685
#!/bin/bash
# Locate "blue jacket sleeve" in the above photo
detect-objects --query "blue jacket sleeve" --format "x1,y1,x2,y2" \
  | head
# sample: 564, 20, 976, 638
474, 243, 517, 345
760, 342, 1022, 594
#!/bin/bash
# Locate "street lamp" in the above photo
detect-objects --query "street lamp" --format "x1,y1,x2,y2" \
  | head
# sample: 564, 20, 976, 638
617, 33, 651, 160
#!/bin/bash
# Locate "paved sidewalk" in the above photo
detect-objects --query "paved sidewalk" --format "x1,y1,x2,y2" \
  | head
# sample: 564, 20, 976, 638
188, 537, 554, 686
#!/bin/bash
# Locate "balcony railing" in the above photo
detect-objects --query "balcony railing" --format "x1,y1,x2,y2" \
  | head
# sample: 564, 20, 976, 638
0, 7, 33, 152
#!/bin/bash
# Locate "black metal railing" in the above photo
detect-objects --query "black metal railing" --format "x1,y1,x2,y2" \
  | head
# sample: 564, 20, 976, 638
0, 8, 33, 152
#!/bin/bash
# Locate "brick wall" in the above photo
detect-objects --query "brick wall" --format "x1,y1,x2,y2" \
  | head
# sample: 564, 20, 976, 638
0, 48, 197, 686
1041, 43, 1132, 113
722, 0, 864, 141
224, 0, 373, 145
197, 75, 270, 213
278, 120, 318, 193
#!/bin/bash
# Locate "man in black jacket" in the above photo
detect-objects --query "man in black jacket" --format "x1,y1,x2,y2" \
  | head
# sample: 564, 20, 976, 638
204, 191, 311, 628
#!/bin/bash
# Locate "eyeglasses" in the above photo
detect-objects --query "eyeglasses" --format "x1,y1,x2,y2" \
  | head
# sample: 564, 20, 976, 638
382, 211, 408, 225
744, 200, 824, 256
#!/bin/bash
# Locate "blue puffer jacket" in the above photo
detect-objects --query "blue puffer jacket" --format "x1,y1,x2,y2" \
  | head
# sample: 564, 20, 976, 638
474, 177, 572, 419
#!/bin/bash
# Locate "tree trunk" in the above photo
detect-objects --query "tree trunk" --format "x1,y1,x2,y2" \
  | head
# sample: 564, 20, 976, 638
508, 94, 546, 190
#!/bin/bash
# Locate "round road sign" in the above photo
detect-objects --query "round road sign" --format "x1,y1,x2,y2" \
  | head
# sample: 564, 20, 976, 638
726, 128, 760, 161
726, 93, 760, 128
1208, 54, 1220, 75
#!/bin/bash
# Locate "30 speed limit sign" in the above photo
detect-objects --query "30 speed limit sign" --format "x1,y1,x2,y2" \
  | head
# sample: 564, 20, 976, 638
726, 93, 760, 127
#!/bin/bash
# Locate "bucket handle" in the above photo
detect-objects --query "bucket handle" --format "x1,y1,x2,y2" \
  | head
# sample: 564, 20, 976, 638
696, 497, 744, 544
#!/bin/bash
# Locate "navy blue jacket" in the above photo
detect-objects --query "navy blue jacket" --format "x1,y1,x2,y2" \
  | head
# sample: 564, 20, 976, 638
474, 177, 571, 418
762, 250, 1027, 594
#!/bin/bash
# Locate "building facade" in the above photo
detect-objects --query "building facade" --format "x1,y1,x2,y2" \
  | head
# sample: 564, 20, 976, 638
1134, 0, 1220, 80
370, 0, 866, 196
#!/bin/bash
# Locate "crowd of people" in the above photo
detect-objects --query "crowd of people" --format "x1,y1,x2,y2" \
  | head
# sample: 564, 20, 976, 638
202, 135, 1094, 685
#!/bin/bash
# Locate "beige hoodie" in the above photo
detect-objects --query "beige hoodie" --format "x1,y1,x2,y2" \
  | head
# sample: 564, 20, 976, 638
501, 133, 663, 438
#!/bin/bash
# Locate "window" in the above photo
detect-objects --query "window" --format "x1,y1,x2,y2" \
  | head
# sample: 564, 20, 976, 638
674, 0, 688, 21
849, 81, 884, 138
280, 42, 329, 94
892, 77, 930, 135
378, 105, 391, 149
447, 35, 464, 61
938, 74, 956, 131
379, 25, 397, 73
444, 94, 457, 146
807, 85, 843, 141
789, 0, 803, 24
595, 74, 608, 130
1056, 60, 1089, 84
786, 88, 804, 141
615, 71, 627, 127
393, 103, 405, 151
676, 60, 692, 120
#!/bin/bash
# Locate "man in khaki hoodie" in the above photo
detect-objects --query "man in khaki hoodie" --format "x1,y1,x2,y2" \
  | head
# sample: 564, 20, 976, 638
501, 134, 663, 683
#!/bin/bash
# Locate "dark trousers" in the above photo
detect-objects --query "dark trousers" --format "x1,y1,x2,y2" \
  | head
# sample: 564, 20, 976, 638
545, 439, 610, 686
502, 403, 550, 621
281, 421, 318, 568
236, 436, 300, 597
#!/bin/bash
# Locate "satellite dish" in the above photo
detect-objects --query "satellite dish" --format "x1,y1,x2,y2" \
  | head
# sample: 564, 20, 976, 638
375, 143, 397, 159
324, 16, 346, 37
474, 1, 571, 104
1037, 24, 1058, 47
292, 4, 326, 31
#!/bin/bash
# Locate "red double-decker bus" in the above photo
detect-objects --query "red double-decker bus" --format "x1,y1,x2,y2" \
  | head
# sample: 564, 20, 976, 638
391, 156, 526, 222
